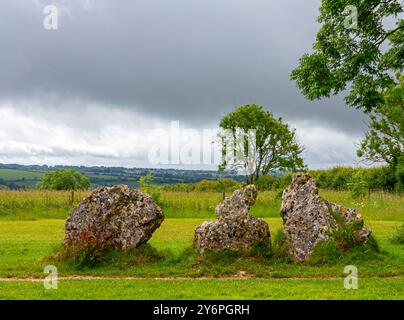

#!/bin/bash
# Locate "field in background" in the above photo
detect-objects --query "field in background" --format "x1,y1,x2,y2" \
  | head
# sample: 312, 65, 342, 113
0, 165, 244, 189
0, 189, 402, 221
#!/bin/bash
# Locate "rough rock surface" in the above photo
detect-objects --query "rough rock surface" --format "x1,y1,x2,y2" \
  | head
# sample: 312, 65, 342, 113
281, 173, 371, 261
65, 185, 164, 250
194, 185, 271, 254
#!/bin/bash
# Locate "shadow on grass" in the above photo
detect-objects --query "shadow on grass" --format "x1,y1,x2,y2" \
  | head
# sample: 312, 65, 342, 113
46, 227, 384, 276
50, 243, 166, 270
390, 224, 404, 245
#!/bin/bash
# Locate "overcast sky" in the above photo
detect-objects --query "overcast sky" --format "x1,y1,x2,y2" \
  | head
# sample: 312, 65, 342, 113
0, 0, 370, 170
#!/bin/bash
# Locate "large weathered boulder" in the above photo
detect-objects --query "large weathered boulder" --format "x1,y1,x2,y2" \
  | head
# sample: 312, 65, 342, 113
65, 185, 164, 250
194, 185, 271, 254
281, 173, 371, 261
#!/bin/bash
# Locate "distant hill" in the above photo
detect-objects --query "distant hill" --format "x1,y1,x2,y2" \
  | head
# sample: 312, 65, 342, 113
0, 164, 245, 190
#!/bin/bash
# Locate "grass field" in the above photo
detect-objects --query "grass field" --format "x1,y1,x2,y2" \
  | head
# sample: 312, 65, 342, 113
0, 190, 403, 299
0, 218, 403, 299
2, 278, 403, 300
0, 169, 43, 180
1, 189, 403, 220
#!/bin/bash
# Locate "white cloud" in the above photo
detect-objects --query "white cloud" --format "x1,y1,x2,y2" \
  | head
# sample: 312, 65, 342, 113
291, 120, 362, 169
0, 104, 160, 166
0, 102, 364, 169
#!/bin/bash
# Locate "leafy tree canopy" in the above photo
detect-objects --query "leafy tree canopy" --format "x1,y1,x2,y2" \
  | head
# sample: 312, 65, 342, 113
139, 171, 154, 188
291, 0, 403, 112
357, 73, 404, 167
38, 169, 91, 191
219, 105, 306, 184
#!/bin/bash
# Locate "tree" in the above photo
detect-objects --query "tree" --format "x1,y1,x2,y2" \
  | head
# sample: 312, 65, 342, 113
395, 153, 404, 190
357, 74, 404, 170
38, 169, 90, 203
290, 0, 403, 112
38, 169, 91, 190
219, 105, 306, 184
138, 171, 154, 188
138, 171, 161, 203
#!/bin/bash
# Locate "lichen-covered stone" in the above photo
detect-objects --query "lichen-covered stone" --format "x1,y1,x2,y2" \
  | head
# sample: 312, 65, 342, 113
281, 173, 371, 261
194, 185, 271, 254
65, 185, 164, 250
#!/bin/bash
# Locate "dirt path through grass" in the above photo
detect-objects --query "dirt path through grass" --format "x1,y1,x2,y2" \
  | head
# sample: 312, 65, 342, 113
1, 275, 404, 282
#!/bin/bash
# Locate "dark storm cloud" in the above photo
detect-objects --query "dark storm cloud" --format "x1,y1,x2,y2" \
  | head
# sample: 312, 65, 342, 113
0, 0, 367, 133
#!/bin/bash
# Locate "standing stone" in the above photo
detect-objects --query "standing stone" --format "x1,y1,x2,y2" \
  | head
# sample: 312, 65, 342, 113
281, 173, 371, 261
65, 185, 164, 250
194, 185, 271, 254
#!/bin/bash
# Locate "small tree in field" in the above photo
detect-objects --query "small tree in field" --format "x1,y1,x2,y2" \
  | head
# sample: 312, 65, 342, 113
219, 105, 306, 184
38, 169, 91, 204
139, 171, 154, 188
138, 172, 161, 203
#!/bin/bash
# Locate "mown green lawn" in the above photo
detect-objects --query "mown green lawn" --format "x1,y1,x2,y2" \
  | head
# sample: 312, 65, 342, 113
1, 278, 403, 300
0, 217, 403, 299
0, 218, 403, 278
0, 188, 403, 300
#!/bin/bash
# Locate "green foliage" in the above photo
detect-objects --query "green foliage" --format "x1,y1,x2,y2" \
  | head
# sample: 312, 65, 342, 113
311, 167, 354, 190
310, 234, 380, 265
197, 241, 272, 266
291, 0, 404, 112
195, 179, 241, 192
160, 179, 241, 193
138, 171, 153, 188
309, 215, 380, 265
216, 178, 242, 192
395, 154, 404, 190
332, 222, 374, 252
55, 243, 164, 270
37, 169, 90, 191
310, 166, 397, 191
139, 172, 161, 204
71, 245, 111, 269
309, 241, 342, 264
233, 166, 399, 192
357, 74, 404, 170
219, 105, 305, 184
256, 175, 280, 191
194, 180, 221, 192
349, 168, 368, 198
390, 224, 404, 244
271, 229, 293, 263
149, 188, 162, 204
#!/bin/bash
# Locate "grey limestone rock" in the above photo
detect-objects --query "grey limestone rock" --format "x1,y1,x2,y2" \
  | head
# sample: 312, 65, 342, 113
65, 185, 164, 250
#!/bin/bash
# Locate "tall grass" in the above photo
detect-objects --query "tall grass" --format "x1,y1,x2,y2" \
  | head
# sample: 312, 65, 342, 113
321, 190, 404, 221
0, 190, 88, 220
0, 189, 402, 221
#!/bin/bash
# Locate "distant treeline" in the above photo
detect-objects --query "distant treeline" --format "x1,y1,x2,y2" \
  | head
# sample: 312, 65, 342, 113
1, 164, 400, 193
159, 166, 401, 193
159, 178, 242, 192
0, 179, 25, 190
310, 166, 398, 191
258, 166, 399, 192
0, 163, 245, 190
